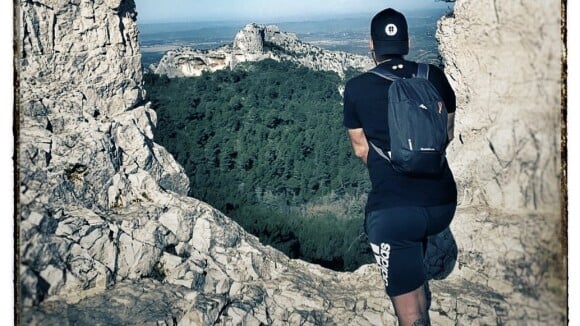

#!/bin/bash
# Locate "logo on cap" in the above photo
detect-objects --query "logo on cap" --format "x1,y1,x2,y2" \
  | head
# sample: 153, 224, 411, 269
385, 24, 398, 36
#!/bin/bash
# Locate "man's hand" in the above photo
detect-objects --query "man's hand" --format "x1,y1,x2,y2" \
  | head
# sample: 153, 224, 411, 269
348, 128, 369, 165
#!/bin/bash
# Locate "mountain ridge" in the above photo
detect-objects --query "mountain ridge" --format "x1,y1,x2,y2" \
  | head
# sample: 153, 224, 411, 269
150, 22, 374, 78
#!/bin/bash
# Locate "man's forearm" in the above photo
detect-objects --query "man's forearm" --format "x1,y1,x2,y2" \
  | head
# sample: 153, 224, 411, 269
348, 128, 369, 165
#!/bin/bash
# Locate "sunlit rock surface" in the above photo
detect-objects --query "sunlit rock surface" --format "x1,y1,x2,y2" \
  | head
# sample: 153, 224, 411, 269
439, 1, 562, 213
17, 0, 565, 324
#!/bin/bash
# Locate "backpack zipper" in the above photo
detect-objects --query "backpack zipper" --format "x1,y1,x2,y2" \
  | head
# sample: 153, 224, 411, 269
408, 138, 413, 151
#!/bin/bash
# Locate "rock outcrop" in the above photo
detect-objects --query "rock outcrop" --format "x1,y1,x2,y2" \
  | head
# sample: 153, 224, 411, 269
433, 0, 566, 322
17, 0, 565, 325
151, 23, 374, 78
439, 1, 562, 213
18, 0, 190, 306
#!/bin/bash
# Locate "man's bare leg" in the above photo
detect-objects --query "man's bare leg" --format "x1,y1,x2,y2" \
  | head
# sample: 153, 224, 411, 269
391, 284, 431, 326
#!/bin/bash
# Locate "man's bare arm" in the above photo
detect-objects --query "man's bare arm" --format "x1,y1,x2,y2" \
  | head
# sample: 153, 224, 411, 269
348, 128, 369, 165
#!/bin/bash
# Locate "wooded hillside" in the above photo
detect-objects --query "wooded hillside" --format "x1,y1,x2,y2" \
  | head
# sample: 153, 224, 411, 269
145, 60, 373, 271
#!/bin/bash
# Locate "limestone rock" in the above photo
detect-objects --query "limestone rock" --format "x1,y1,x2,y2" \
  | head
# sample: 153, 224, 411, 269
17, 0, 189, 306
151, 23, 374, 78
233, 23, 266, 53
20, 205, 565, 324
438, 0, 562, 212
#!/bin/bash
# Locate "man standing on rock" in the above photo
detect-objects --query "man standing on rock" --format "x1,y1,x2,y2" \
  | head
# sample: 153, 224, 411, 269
343, 8, 457, 326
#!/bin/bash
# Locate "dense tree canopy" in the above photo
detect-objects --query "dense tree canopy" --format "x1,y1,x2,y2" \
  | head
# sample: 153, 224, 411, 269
144, 59, 373, 271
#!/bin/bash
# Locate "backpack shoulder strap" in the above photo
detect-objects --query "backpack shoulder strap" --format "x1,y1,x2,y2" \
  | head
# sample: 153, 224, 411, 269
416, 63, 430, 79
369, 66, 400, 81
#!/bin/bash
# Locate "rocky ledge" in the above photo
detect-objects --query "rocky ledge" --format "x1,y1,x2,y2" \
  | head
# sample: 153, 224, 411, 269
20, 199, 565, 324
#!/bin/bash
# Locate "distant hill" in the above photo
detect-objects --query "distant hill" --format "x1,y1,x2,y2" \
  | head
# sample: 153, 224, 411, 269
149, 23, 374, 78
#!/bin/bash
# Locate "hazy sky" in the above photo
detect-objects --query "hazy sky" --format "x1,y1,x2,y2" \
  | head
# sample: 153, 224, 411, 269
135, 0, 452, 23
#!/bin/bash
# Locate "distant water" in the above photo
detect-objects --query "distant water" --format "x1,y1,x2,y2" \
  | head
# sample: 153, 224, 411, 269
138, 8, 451, 68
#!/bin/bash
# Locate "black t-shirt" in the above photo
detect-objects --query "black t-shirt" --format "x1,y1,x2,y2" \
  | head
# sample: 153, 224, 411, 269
343, 57, 457, 213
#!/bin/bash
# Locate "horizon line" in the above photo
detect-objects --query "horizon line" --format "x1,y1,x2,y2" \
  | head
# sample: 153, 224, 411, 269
136, 7, 451, 25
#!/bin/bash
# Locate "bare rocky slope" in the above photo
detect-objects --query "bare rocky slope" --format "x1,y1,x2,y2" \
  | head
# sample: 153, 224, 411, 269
17, 0, 565, 325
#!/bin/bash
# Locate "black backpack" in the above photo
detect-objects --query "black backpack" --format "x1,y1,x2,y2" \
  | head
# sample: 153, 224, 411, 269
368, 63, 448, 177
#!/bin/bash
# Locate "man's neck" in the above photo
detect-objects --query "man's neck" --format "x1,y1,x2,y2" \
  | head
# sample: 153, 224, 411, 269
375, 54, 405, 65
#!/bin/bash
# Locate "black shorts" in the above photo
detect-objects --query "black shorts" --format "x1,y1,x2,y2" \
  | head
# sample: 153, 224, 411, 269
365, 203, 456, 297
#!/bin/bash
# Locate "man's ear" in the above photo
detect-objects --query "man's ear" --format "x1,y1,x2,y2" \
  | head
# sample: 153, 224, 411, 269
369, 38, 374, 51
408, 38, 411, 49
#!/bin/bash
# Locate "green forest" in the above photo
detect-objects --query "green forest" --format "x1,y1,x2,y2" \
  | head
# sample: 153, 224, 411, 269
144, 59, 373, 271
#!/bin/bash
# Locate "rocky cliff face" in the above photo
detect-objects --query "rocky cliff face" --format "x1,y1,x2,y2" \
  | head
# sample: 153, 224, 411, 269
18, 0, 190, 304
17, 0, 565, 325
434, 0, 565, 321
151, 23, 374, 78
439, 1, 562, 213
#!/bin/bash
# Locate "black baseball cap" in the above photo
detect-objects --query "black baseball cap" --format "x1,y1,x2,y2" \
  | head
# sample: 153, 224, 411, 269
371, 8, 409, 55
